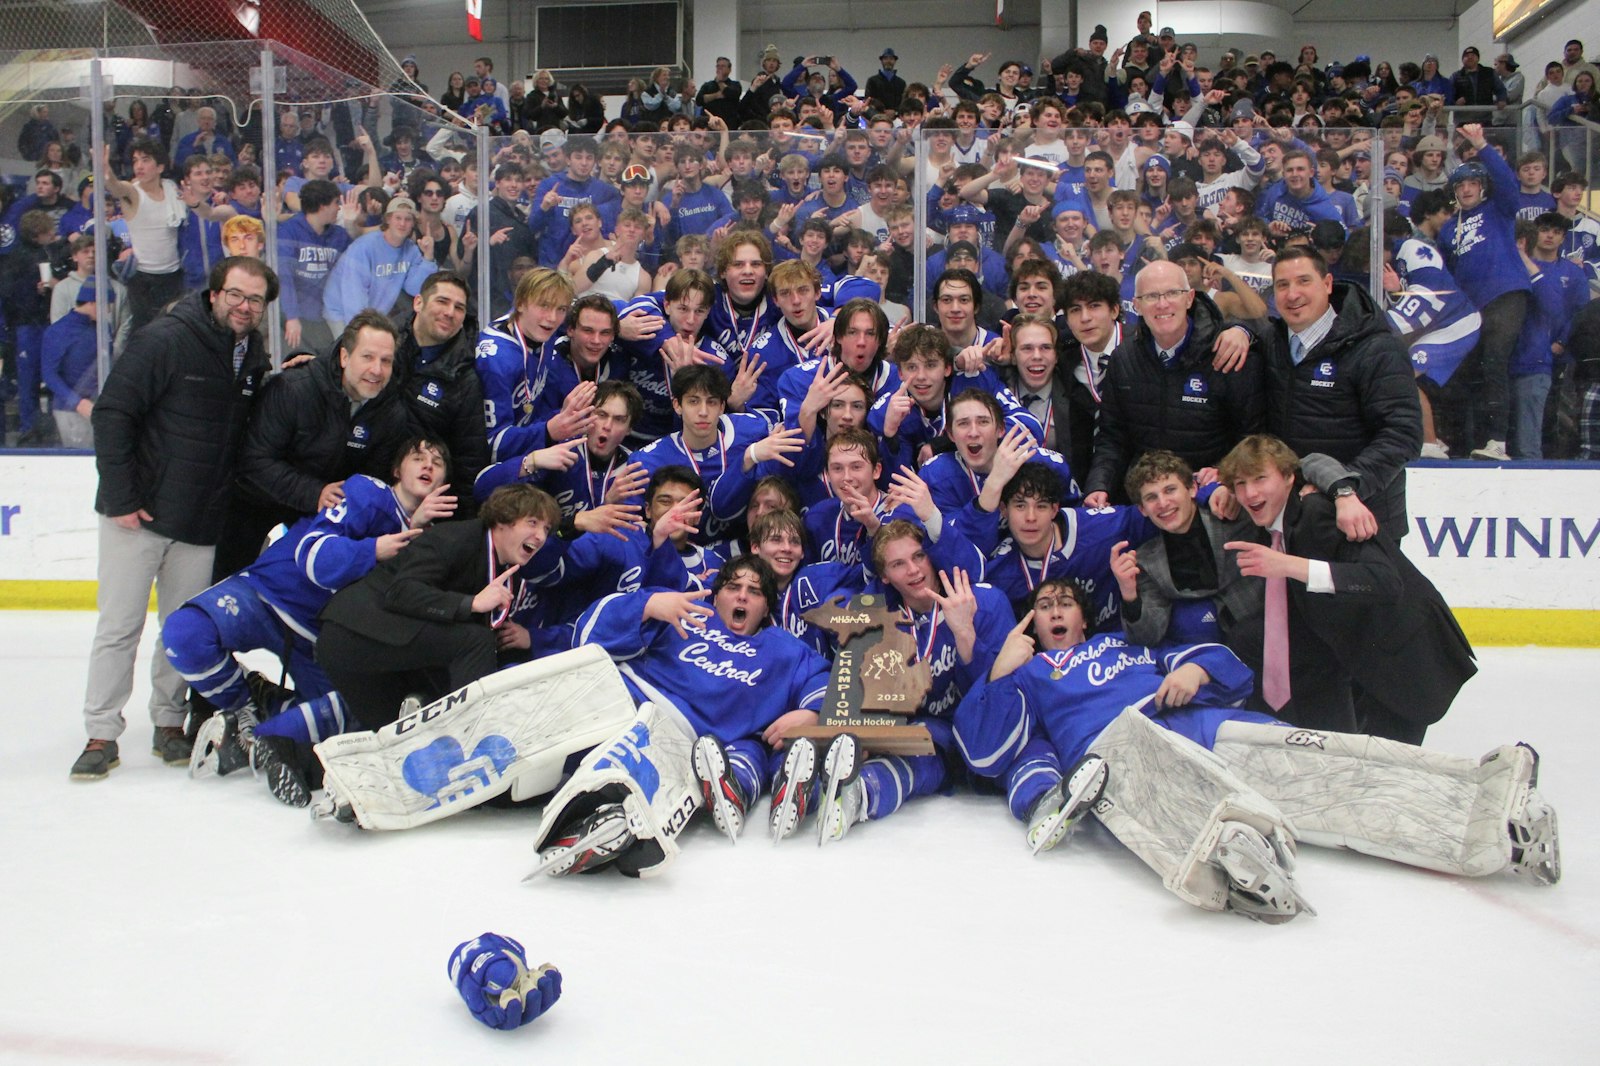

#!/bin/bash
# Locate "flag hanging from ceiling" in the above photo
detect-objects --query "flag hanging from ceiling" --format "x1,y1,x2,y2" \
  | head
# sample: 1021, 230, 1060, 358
467, 0, 482, 41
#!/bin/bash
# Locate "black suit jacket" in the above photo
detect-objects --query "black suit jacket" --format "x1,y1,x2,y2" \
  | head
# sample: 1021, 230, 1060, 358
320, 519, 493, 647
1256, 493, 1476, 730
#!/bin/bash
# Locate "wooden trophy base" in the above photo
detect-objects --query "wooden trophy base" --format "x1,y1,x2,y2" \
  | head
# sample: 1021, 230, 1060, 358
788, 723, 936, 756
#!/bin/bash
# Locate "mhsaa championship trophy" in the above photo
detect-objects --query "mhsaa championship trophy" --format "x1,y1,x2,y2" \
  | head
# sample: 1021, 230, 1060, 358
793, 594, 934, 755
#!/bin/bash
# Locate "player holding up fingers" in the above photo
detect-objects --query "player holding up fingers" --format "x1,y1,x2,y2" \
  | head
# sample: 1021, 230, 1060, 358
773, 521, 1013, 846
162, 438, 456, 804
534, 557, 832, 875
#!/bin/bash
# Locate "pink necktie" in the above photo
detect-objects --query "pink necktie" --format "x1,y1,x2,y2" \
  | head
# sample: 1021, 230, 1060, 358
1263, 528, 1291, 711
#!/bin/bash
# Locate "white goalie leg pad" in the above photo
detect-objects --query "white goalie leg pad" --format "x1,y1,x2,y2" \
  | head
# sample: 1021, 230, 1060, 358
314, 645, 637, 831
1089, 708, 1301, 915
529, 699, 702, 879
1212, 721, 1539, 878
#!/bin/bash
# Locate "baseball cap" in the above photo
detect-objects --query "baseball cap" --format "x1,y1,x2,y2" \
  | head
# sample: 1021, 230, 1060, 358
384, 195, 417, 215
1414, 135, 1447, 155
1310, 219, 1347, 250
880, 47, 898, 59
1167, 119, 1195, 141
539, 129, 567, 151
946, 240, 980, 261
1159, 26, 1175, 37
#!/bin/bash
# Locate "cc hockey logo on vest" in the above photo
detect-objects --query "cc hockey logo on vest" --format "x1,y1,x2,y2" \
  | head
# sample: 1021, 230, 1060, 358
1182, 375, 1209, 404
1311, 360, 1336, 388
1284, 729, 1326, 749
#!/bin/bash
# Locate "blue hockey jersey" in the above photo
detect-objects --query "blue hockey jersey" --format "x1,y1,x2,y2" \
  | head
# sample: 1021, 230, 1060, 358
953, 633, 1255, 775
575, 588, 831, 741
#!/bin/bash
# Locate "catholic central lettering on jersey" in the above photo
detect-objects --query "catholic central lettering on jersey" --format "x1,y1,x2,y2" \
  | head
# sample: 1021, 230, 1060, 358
677, 624, 764, 685
1066, 636, 1157, 686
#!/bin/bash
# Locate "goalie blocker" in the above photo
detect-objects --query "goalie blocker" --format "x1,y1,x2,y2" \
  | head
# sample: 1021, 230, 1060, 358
314, 645, 637, 831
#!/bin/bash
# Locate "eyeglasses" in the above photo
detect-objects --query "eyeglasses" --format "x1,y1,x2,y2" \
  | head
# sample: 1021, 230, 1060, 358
421, 188, 445, 197
1133, 288, 1190, 305
219, 288, 267, 310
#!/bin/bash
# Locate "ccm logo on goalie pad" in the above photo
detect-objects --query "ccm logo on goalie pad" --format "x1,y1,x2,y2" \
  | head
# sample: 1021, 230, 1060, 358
661, 793, 697, 838
1284, 730, 1326, 750
394, 689, 473, 735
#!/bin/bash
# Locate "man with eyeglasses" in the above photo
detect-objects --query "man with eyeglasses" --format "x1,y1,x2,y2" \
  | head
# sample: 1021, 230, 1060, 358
1083, 260, 1265, 507
72, 257, 279, 780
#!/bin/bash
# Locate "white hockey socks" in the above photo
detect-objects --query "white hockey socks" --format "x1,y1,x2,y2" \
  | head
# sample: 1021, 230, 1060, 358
1212, 722, 1559, 883
314, 645, 637, 831
1089, 709, 1313, 923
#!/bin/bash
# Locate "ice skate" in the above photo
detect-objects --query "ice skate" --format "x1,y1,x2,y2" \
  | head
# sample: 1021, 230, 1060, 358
816, 734, 867, 847
1214, 822, 1315, 923
769, 736, 817, 843
1027, 754, 1108, 855
251, 735, 311, 809
692, 734, 748, 843
244, 669, 296, 718
1508, 744, 1560, 885
533, 802, 636, 877
187, 705, 259, 779
309, 791, 355, 823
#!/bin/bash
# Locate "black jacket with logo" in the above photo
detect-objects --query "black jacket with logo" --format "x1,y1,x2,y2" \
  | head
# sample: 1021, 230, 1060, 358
1086, 291, 1266, 503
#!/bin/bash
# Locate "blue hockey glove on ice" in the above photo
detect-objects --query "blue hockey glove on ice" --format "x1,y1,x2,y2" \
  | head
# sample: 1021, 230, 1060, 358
447, 932, 563, 1030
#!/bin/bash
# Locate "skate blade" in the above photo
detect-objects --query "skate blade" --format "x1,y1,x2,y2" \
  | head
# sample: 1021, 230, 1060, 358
1218, 835, 1316, 921
815, 737, 860, 848
1030, 759, 1109, 857
693, 741, 742, 845
187, 716, 226, 779
525, 813, 631, 881
1512, 801, 1560, 886
768, 741, 815, 844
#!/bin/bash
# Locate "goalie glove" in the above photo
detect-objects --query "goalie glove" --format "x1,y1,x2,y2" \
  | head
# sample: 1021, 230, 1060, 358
447, 932, 563, 1030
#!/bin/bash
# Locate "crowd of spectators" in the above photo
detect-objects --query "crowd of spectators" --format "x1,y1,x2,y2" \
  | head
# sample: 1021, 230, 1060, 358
2, 21, 1597, 465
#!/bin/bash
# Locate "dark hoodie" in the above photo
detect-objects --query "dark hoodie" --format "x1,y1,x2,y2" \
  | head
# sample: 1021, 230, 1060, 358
1264, 282, 1423, 541
93, 288, 269, 545
1086, 291, 1267, 502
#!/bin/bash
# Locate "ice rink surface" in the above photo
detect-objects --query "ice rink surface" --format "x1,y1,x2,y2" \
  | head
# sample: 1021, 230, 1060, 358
0, 610, 1594, 1065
